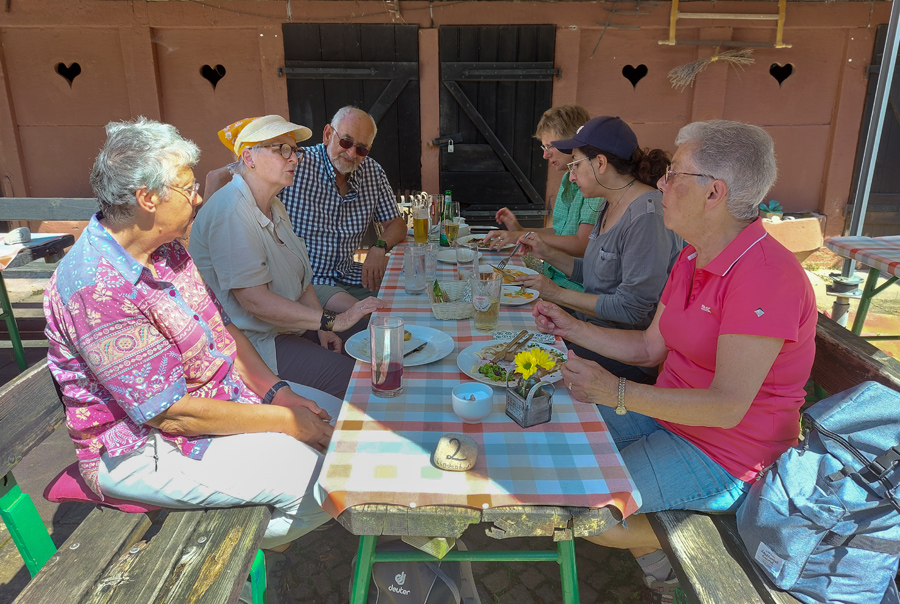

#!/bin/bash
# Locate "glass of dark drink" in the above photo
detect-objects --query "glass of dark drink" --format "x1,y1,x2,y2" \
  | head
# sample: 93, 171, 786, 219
370, 316, 404, 398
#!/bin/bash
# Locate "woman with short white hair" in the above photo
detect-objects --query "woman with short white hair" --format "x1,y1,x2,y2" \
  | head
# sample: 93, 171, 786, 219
533, 120, 816, 602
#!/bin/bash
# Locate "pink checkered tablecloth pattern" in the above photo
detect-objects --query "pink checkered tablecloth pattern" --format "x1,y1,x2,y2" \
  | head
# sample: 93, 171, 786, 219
316, 242, 642, 521
825, 236, 900, 278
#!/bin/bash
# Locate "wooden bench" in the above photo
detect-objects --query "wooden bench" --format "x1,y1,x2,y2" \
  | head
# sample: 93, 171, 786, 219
648, 312, 900, 604
1, 361, 273, 603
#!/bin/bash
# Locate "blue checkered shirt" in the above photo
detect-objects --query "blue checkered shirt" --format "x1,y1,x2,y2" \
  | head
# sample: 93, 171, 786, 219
280, 143, 399, 287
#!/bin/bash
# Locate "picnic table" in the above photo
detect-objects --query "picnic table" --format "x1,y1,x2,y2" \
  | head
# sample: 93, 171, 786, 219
316, 241, 641, 604
825, 235, 900, 340
0, 232, 75, 370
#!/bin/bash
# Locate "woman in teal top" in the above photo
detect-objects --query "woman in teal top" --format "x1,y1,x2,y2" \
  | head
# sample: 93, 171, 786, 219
484, 105, 601, 292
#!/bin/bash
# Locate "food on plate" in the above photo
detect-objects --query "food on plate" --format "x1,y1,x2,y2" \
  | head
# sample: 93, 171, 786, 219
503, 286, 534, 300
495, 268, 528, 284
404, 330, 412, 341
471, 342, 565, 384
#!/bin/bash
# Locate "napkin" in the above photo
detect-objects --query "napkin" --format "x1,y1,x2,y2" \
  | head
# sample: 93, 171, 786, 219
403, 337, 426, 355
492, 330, 555, 344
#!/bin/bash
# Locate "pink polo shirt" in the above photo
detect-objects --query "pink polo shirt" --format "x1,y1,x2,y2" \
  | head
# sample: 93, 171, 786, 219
656, 218, 817, 482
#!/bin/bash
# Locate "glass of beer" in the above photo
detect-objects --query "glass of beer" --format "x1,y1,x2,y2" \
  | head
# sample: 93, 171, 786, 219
470, 272, 501, 332
444, 202, 460, 246
413, 199, 429, 244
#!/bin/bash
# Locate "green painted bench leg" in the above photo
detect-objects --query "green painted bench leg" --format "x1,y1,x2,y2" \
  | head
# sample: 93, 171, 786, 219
248, 549, 267, 604
557, 538, 580, 604
350, 535, 378, 604
0, 274, 27, 371
0, 472, 57, 576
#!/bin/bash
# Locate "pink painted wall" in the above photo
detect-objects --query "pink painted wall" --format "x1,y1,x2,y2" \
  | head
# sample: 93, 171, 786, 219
0, 0, 891, 237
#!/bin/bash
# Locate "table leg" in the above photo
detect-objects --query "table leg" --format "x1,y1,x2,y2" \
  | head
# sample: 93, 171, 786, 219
851, 269, 900, 339
350, 534, 377, 604
557, 539, 580, 604
0, 274, 27, 371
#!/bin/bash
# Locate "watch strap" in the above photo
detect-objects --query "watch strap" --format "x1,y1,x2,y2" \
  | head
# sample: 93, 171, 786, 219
263, 380, 289, 404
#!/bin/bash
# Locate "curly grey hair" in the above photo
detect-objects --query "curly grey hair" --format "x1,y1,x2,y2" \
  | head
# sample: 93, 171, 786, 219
675, 120, 777, 221
90, 117, 200, 225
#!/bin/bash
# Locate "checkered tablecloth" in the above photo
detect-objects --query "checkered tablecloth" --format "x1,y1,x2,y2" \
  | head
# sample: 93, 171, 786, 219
825, 236, 900, 278
316, 243, 642, 520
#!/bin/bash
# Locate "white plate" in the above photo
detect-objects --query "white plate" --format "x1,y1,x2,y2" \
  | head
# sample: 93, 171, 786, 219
456, 234, 514, 251
436, 248, 483, 264
456, 340, 565, 387
501, 284, 539, 305
345, 324, 455, 367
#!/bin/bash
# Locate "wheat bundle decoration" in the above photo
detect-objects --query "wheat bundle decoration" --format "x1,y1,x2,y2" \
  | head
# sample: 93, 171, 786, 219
668, 48, 755, 91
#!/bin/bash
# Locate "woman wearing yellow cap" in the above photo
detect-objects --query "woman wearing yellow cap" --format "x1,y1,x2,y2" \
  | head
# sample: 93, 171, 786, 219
190, 115, 384, 400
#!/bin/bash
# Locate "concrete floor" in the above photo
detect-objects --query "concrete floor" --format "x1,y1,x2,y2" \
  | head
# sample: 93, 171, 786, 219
1, 253, 898, 603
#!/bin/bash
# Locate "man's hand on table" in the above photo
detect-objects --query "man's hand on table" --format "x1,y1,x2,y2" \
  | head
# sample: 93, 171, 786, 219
361, 247, 388, 291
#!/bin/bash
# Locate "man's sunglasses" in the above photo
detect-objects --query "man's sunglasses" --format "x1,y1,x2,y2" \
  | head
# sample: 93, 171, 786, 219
335, 132, 371, 157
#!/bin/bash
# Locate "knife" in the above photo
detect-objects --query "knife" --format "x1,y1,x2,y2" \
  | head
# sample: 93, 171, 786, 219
490, 329, 528, 363
404, 342, 428, 357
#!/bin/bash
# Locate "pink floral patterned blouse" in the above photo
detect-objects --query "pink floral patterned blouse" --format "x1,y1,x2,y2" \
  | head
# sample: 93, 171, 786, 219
44, 216, 262, 496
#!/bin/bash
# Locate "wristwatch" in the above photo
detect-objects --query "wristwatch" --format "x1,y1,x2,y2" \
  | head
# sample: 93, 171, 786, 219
372, 239, 389, 253
263, 380, 289, 404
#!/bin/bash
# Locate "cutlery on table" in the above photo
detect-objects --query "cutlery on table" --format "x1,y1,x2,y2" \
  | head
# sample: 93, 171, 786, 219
504, 333, 534, 361
489, 264, 515, 280
404, 342, 428, 357
496, 231, 532, 270
490, 329, 529, 363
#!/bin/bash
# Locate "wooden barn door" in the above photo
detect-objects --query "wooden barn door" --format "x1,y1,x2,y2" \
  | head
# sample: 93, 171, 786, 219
438, 26, 556, 227
851, 23, 900, 236
281, 24, 421, 193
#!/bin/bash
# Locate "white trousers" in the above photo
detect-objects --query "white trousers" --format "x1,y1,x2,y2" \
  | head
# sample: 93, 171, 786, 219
98, 384, 341, 549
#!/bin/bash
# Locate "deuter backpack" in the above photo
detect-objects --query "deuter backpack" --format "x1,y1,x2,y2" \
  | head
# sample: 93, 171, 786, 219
737, 381, 900, 604
351, 539, 482, 604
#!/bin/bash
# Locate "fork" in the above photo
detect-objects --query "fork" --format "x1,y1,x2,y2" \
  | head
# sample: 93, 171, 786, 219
496, 231, 532, 270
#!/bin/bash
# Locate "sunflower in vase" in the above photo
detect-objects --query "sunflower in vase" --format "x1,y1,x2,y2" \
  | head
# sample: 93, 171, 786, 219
511, 348, 558, 398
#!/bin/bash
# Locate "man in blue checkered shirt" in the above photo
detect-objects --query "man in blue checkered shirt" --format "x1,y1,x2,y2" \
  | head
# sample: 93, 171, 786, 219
280, 107, 407, 312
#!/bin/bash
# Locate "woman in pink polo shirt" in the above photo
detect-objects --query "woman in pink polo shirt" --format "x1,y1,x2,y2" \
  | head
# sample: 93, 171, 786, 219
532, 120, 816, 602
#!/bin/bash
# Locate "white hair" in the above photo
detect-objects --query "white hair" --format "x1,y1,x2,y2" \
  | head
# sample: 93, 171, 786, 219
90, 117, 200, 225
330, 106, 377, 138
675, 120, 777, 221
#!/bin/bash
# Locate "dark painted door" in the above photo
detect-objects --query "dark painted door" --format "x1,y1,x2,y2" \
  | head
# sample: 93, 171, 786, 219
281, 24, 421, 193
851, 23, 900, 236
439, 26, 556, 227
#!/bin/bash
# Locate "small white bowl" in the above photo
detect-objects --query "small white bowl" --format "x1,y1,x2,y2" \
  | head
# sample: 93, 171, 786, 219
451, 383, 494, 424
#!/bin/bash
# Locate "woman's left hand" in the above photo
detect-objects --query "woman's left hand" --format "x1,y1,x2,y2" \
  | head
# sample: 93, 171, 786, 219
318, 330, 342, 353
560, 349, 617, 406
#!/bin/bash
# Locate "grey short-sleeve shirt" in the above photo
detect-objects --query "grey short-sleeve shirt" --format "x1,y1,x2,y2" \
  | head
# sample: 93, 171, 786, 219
571, 189, 682, 330
190, 174, 313, 371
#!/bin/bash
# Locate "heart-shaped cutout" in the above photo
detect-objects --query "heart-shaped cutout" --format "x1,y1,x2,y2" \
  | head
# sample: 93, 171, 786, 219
56, 62, 81, 87
200, 64, 226, 90
769, 63, 793, 86
622, 64, 648, 89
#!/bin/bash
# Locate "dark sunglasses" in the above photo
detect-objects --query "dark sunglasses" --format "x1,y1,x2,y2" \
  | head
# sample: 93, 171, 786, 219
335, 132, 371, 157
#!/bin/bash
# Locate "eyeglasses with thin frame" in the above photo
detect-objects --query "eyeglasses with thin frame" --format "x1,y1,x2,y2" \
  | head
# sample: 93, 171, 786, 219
566, 156, 590, 172
259, 143, 302, 160
167, 180, 200, 204
663, 166, 717, 184
540, 143, 556, 153
334, 131, 371, 157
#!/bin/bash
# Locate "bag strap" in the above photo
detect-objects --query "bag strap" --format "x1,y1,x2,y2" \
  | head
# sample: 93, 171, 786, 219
424, 561, 462, 604
822, 531, 900, 556
826, 443, 900, 513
